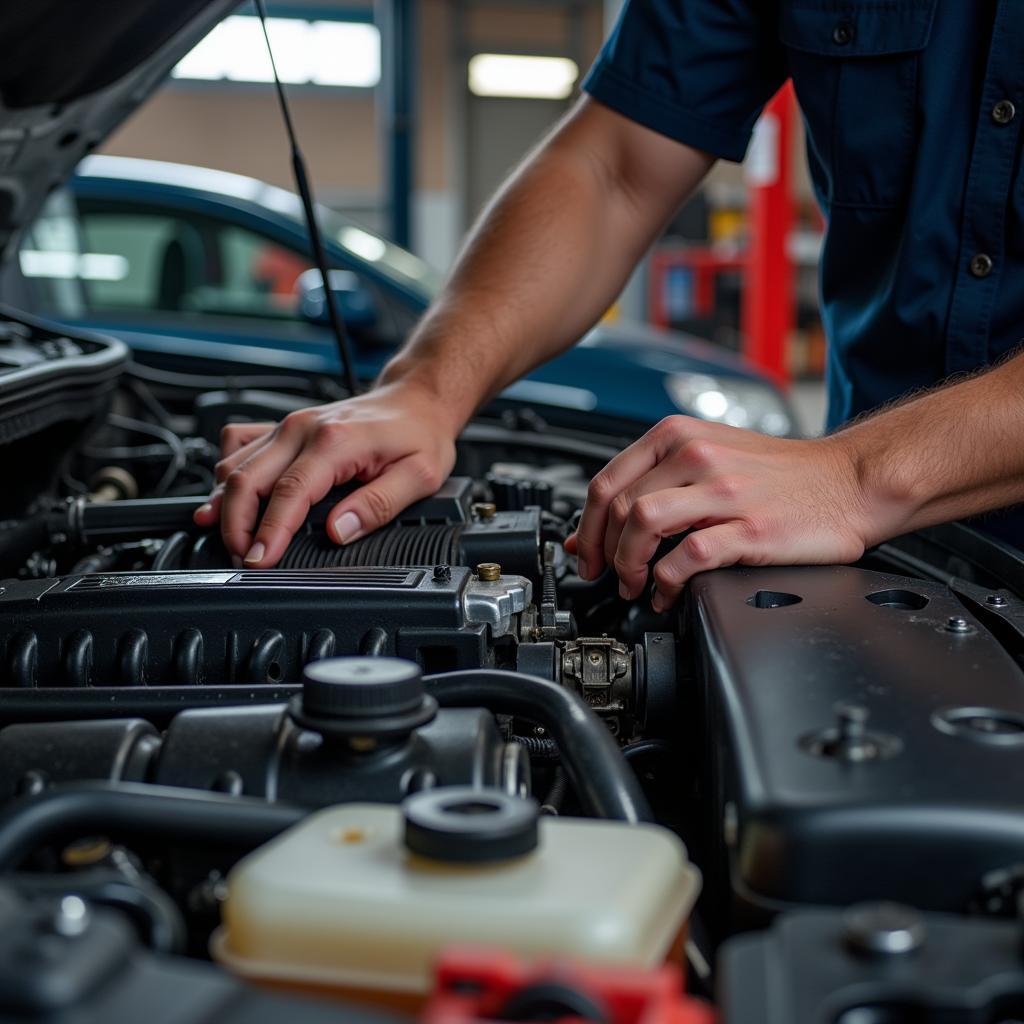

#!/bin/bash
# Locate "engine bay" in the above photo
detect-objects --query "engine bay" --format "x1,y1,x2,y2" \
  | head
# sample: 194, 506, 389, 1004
4, 315, 1024, 1021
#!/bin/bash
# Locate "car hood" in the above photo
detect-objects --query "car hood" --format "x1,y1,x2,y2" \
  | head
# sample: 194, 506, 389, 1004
0, 0, 237, 260
580, 321, 776, 383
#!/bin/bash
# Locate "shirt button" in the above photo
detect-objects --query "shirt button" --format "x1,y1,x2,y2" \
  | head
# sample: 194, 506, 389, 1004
970, 253, 994, 278
832, 21, 855, 46
992, 99, 1016, 125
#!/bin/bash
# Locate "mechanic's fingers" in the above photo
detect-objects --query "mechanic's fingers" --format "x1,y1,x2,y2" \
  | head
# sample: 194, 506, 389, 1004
614, 486, 720, 600
215, 434, 276, 485
242, 452, 340, 568
327, 455, 445, 546
197, 434, 276, 528
574, 417, 697, 581
602, 461, 697, 571
220, 421, 275, 459
193, 487, 223, 528
219, 434, 306, 559
651, 523, 749, 612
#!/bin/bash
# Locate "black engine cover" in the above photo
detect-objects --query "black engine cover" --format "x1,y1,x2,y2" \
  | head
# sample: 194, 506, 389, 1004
0, 565, 530, 687
691, 564, 1024, 919
720, 906, 1024, 1024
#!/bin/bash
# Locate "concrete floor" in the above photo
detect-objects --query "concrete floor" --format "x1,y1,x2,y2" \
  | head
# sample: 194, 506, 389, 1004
792, 379, 828, 437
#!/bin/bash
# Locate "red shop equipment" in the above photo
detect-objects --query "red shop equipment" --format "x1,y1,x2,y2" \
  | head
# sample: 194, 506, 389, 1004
648, 247, 745, 330
423, 948, 716, 1024
741, 81, 797, 388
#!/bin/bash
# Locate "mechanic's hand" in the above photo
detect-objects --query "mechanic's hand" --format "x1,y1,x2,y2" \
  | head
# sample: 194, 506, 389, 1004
193, 382, 458, 568
565, 415, 871, 611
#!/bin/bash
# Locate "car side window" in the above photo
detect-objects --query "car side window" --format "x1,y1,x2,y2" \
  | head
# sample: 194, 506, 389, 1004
18, 189, 90, 318
22, 192, 414, 350
74, 202, 315, 321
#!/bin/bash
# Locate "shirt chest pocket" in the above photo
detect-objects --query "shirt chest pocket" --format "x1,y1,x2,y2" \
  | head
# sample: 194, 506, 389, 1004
780, 0, 937, 209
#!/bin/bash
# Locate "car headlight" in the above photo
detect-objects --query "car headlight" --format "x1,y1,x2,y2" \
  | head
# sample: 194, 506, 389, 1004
665, 373, 794, 436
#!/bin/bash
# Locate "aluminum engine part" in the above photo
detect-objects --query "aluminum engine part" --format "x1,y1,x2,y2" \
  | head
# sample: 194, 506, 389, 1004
561, 637, 634, 715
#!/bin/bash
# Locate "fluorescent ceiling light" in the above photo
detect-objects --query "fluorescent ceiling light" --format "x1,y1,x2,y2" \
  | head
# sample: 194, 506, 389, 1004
468, 54, 579, 100
172, 15, 381, 88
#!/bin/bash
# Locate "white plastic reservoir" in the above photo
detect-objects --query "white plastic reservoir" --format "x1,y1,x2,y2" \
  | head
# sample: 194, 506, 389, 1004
213, 789, 700, 1002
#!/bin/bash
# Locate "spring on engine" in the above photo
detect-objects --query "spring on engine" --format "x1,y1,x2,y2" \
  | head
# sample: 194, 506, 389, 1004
279, 524, 462, 570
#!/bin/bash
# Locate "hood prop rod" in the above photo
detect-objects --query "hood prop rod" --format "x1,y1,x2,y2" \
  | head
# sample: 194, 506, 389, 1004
254, 0, 360, 398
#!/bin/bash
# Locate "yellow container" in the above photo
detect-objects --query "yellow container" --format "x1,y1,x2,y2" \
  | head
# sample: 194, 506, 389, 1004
213, 799, 700, 1003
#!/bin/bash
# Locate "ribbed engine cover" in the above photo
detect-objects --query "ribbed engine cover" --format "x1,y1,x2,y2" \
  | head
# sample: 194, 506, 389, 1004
0, 566, 531, 687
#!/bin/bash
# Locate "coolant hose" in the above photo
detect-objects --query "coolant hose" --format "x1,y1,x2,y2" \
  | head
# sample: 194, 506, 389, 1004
0, 677, 653, 824
425, 670, 653, 824
0, 782, 306, 872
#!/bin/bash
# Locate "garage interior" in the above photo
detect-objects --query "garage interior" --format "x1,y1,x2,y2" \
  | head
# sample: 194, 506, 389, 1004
103, 0, 827, 433
0, 3, 1020, 1023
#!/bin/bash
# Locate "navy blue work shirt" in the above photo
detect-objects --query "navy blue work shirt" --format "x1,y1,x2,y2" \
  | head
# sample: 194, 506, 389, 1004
583, 0, 1024, 543
589, 1, 1024, 503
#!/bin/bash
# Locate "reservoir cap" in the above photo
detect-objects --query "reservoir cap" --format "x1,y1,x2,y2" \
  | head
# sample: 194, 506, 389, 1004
294, 657, 436, 737
403, 787, 540, 864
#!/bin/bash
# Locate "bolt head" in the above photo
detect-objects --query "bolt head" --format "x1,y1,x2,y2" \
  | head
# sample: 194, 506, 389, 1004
52, 895, 90, 938
844, 902, 926, 956
476, 563, 502, 582
432, 564, 452, 583
946, 616, 971, 633
835, 702, 869, 725
987, 594, 1009, 607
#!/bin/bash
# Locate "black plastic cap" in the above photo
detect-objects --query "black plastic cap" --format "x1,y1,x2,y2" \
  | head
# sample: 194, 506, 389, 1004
403, 787, 540, 864
293, 657, 437, 739
303, 657, 425, 719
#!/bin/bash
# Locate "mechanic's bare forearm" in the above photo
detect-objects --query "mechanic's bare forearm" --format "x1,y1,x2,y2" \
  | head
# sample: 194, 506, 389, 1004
202, 102, 714, 567
835, 349, 1024, 542
379, 99, 714, 431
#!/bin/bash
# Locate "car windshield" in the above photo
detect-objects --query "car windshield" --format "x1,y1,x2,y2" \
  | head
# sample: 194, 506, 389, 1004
316, 209, 444, 298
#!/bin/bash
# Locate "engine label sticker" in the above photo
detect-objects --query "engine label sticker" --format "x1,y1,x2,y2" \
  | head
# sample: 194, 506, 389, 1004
69, 572, 237, 590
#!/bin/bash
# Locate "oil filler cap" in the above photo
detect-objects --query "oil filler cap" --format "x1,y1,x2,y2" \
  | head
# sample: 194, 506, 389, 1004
292, 657, 437, 738
403, 787, 540, 864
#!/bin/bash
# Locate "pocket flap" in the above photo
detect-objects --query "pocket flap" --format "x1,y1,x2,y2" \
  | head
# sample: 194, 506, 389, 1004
780, 1, 937, 57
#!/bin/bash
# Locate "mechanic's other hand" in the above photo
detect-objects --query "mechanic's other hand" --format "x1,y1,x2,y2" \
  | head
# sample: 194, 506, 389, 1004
193, 383, 458, 568
565, 415, 871, 611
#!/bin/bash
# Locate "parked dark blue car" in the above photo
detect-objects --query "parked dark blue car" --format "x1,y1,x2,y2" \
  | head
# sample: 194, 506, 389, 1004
13, 155, 796, 436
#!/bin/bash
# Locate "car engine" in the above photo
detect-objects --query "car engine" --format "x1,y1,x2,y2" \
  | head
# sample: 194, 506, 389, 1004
4, 315, 1024, 1022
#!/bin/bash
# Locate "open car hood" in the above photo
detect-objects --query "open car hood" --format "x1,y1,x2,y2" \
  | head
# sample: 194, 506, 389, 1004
0, 0, 238, 259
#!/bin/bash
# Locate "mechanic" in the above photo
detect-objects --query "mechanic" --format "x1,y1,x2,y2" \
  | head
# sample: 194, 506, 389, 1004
196, 1, 1024, 610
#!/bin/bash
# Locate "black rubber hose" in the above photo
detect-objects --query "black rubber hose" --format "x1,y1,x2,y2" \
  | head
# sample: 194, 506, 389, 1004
0, 782, 306, 872
152, 530, 191, 571
14, 872, 187, 954
0, 686, 303, 727
515, 735, 561, 762
622, 739, 673, 762
540, 767, 570, 816
0, 678, 651, 822
424, 670, 653, 824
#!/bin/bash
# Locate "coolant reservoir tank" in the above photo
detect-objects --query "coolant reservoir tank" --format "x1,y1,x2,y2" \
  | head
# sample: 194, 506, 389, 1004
213, 787, 700, 1003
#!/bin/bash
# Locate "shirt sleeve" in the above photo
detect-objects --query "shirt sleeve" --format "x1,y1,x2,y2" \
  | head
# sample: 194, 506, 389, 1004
582, 0, 788, 163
